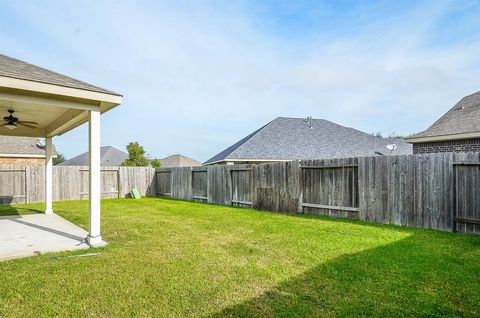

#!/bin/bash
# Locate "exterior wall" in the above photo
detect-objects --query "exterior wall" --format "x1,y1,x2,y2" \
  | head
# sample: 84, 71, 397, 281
0, 157, 45, 166
413, 138, 480, 154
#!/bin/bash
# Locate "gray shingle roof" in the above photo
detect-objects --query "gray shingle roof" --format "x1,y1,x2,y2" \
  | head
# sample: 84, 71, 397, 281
159, 154, 202, 168
0, 54, 121, 96
204, 117, 412, 164
409, 91, 480, 139
60, 146, 128, 166
0, 136, 56, 156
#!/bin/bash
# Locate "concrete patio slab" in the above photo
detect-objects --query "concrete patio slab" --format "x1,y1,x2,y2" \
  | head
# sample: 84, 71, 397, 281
0, 213, 90, 261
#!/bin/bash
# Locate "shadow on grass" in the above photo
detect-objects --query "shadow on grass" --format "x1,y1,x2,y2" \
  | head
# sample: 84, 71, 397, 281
209, 234, 480, 317
153, 197, 435, 235
0, 204, 43, 217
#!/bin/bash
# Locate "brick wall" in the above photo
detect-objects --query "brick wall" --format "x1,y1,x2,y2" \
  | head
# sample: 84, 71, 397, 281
0, 157, 45, 166
413, 138, 480, 154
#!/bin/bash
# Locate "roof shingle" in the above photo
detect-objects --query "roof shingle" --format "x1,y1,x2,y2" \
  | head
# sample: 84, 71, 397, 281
159, 154, 202, 168
60, 146, 128, 166
409, 91, 480, 139
0, 54, 121, 96
205, 117, 412, 164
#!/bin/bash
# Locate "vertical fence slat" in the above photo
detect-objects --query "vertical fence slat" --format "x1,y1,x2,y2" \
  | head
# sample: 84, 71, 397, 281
155, 153, 480, 234
1, 151, 480, 235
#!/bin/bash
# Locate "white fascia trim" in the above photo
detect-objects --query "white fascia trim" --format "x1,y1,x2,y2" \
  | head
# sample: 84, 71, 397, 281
0, 92, 100, 111
407, 131, 480, 143
0, 76, 122, 104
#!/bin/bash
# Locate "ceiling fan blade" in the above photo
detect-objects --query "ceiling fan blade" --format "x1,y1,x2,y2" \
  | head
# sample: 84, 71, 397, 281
17, 120, 38, 125
17, 122, 36, 129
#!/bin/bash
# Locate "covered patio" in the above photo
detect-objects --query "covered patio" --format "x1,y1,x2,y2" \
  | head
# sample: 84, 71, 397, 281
0, 213, 89, 261
0, 54, 122, 259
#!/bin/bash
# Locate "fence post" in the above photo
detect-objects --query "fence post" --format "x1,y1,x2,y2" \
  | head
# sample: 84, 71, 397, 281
298, 160, 304, 213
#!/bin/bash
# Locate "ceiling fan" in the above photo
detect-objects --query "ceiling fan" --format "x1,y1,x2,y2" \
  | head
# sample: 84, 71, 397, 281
3, 110, 38, 130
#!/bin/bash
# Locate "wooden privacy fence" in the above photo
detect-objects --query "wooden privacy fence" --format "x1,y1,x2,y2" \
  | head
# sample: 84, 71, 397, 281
0, 168, 28, 205
156, 152, 480, 234
0, 165, 156, 204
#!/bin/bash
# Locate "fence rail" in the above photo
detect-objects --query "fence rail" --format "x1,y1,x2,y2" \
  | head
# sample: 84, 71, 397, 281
156, 152, 480, 235
1, 153, 478, 235
0, 165, 156, 204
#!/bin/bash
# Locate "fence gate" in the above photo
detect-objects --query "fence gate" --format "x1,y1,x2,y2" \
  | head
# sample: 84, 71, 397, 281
192, 168, 207, 202
156, 170, 172, 197
453, 162, 480, 234
0, 169, 27, 204
230, 167, 253, 208
300, 161, 359, 218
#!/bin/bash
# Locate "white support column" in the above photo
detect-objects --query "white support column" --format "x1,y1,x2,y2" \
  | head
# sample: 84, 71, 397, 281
87, 110, 103, 246
45, 137, 53, 214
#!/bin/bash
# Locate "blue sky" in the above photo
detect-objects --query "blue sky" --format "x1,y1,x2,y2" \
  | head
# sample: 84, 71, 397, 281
1, 0, 479, 161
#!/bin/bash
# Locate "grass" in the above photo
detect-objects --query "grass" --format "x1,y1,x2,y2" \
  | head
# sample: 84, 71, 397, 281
0, 198, 479, 317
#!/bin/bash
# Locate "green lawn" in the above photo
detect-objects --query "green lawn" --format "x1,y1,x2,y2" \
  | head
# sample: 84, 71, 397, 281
1, 198, 479, 317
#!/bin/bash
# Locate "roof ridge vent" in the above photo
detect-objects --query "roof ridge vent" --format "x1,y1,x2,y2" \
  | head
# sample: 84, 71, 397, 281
305, 116, 313, 129
455, 98, 466, 111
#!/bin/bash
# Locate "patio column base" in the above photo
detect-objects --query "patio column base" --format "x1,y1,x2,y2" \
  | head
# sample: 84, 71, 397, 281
86, 235, 106, 248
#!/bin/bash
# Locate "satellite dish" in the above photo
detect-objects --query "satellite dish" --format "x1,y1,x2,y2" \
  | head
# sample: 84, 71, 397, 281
386, 144, 397, 151
36, 138, 45, 148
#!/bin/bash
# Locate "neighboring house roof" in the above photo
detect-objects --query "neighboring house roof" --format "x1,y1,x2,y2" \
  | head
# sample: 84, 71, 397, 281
0, 54, 121, 96
408, 91, 480, 142
160, 154, 202, 168
60, 146, 128, 166
0, 136, 56, 157
204, 117, 412, 165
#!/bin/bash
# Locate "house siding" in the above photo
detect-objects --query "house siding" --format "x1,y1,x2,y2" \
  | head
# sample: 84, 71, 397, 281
413, 138, 480, 154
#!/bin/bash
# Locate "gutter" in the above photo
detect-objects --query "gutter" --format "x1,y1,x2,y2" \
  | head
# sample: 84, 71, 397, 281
407, 131, 480, 143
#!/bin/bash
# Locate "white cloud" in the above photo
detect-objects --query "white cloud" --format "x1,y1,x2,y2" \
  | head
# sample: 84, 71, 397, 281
1, 0, 479, 160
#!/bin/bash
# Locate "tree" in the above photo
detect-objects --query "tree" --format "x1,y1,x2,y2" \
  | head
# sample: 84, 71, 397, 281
386, 132, 413, 140
122, 142, 150, 166
121, 142, 160, 167
151, 158, 161, 168
53, 153, 66, 165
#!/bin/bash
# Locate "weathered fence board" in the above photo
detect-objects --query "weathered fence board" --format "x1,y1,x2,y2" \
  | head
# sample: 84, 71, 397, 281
156, 170, 172, 196
156, 152, 480, 234
231, 166, 253, 208
79, 169, 119, 199
300, 158, 358, 218
172, 167, 192, 200
192, 168, 207, 201
0, 167, 26, 204
0, 165, 156, 204
119, 166, 156, 198
453, 153, 480, 234
207, 165, 232, 205
253, 161, 301, 212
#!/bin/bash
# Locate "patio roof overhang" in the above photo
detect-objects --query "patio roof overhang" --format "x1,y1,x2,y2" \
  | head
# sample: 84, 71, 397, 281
0, 54, 122, 248
0, 75, 122, 138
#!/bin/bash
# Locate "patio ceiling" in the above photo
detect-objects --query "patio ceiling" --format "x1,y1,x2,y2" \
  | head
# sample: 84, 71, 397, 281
0, 54, 122, 138
0, 53, 123, 248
